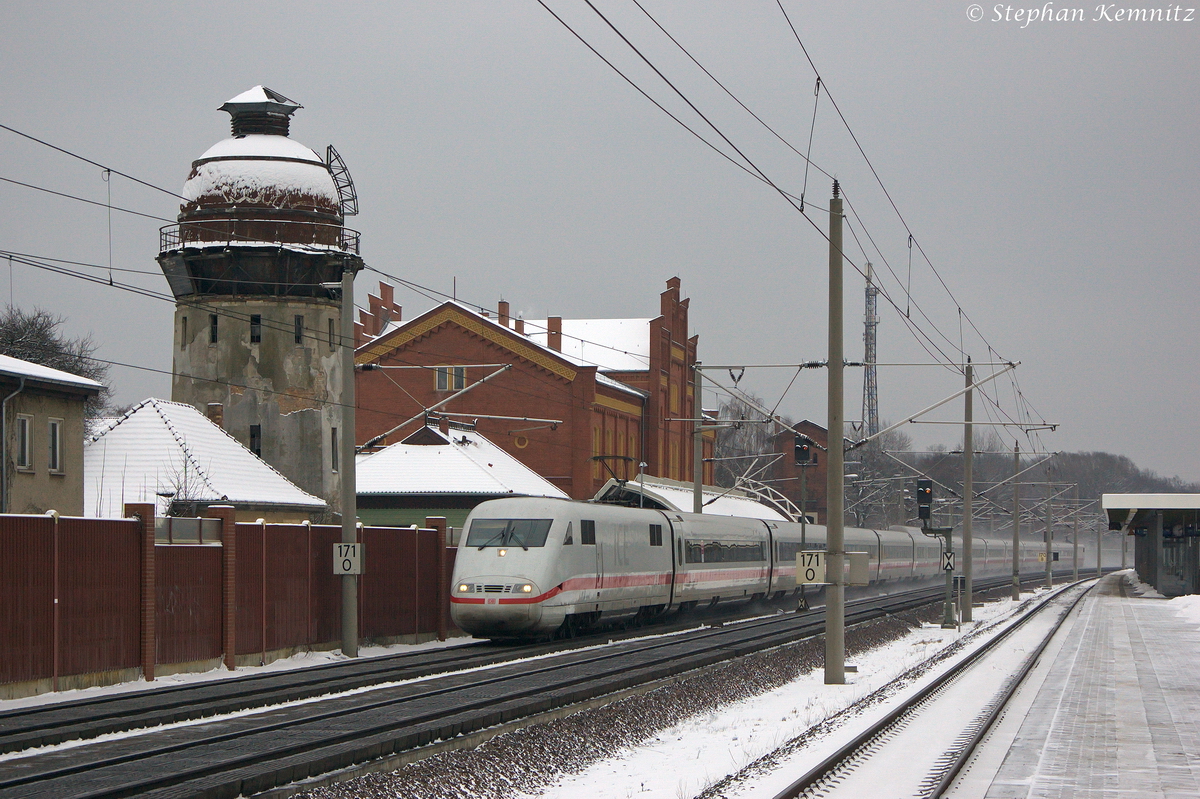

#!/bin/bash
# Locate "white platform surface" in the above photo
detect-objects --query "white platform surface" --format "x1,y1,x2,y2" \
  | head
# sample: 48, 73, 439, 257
952, 572, 1200, 799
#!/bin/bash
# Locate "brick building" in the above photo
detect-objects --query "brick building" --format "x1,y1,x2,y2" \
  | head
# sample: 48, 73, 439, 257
354, 278, 713, 500
768, 420, 830, 524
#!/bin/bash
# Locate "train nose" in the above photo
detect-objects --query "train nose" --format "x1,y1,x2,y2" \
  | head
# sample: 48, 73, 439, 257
450, 577, 543, 636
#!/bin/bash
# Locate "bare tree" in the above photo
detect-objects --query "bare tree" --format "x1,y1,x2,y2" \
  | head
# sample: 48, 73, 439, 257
712, 393, 789, 488
0, 306, 111, 419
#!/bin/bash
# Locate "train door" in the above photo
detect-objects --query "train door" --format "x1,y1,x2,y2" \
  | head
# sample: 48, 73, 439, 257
762, 521, 777, 595
661, 513, 678, 610
580, 518, 603, 603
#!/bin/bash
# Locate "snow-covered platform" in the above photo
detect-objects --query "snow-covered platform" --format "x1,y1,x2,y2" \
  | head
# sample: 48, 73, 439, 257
955, 572, 1200, 798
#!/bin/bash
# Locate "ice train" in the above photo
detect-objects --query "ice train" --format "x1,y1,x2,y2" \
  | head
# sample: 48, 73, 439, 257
449, 496, 1075, 639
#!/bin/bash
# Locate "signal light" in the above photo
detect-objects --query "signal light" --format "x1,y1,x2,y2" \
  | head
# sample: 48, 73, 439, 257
916, 478, 933, 520
795, 434, 812, 465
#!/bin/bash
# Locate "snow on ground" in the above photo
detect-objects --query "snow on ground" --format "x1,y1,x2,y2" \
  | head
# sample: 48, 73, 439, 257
1122, 567, 1167, 598
0, 636, 478, 713
524, 587, 1062, 799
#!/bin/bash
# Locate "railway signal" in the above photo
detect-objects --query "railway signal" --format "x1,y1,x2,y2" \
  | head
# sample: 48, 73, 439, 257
795, 434, 812, 465
917, 478, 933, 520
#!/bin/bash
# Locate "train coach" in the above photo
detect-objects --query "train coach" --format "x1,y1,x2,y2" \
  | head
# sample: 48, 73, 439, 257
449, 496, 1078, 639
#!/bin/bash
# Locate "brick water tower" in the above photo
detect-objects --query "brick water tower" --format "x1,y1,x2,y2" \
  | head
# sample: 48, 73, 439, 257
157, 86, 362, 510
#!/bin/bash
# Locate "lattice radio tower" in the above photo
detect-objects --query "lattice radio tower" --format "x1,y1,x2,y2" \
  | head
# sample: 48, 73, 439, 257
862, 262, 879, 437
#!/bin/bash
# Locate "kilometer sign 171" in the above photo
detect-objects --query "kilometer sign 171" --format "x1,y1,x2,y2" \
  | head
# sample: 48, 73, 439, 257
797, 551, 826, 584
334, 543, 362, 575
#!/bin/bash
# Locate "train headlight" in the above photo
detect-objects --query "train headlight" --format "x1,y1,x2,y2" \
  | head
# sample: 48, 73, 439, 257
498, 548, 507, 557
520, 583, 533, 593
458, 583, 472, 593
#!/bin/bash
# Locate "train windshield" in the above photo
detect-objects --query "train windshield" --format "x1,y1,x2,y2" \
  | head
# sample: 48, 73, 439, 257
466, 519, 554, 549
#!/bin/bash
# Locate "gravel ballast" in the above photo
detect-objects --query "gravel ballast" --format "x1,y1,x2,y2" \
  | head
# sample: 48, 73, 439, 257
294, 599, 956, 799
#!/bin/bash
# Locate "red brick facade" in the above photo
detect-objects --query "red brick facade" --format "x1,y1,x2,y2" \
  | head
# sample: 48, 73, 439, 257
354, 278, 713, 500
768, 420, 830, 524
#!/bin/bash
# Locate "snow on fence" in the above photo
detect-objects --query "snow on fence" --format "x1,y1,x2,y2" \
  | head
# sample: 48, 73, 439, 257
0, 505, 457, 698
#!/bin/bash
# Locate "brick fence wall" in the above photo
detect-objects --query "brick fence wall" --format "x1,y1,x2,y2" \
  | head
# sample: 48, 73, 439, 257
0, 510, 458, 698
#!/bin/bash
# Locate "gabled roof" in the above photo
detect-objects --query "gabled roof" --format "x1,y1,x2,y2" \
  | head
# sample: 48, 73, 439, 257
356, 300, 582, 381
0, 353, 103, 394
84, 398, 326, 518
356, 425, 569, 498
355, 302, 646, 401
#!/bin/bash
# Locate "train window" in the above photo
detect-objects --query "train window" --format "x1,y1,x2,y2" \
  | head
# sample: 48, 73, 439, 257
684, 540, 765, 563
563, 522, 573, 546
581, 520, 596, 545
465, 519, 553, 548
649, 524, 663, 546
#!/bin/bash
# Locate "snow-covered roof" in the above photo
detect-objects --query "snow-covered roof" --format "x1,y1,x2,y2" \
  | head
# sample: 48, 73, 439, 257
1102, 494, 1200, 510
196, 134, 325, 164
221, 85, 300, 110
357, 302, 646, 397
596, 371, 647, 399
84, 398, 326, 518
594, 477, 789, 521
524, 318, 652, 372
356, 425, 568, 498
0, 354, 103, 393
184, 140, 339, 210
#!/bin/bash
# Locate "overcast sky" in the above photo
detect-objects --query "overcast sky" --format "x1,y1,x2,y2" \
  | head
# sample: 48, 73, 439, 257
1, 1, 1196, 480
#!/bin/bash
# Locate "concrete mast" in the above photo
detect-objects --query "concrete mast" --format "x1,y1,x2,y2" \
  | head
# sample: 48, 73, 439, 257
825, 181, 845, 685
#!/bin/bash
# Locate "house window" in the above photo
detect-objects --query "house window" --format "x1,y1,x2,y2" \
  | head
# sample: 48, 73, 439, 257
249, 424, 262, 457
180, 316, 188, 349
435, 366, 465, 391
581, 519, 596, 545
294, 314, 304, 345
15, 415, 31, 469
209, 314, 219, 344
47, 419, 63, 473
250, 314, 262, 344
331, 427, 339, 473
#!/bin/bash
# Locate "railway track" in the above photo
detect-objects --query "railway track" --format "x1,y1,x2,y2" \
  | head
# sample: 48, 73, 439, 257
768, 579, 1093, 799
0, 572, 1078, 799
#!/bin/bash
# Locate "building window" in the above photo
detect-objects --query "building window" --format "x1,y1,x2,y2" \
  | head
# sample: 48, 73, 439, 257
15, 414, 31, 469
209, 314, 218, 344
328, 318, 337, 349
47, 419, 63, 473
294, 314, 304, 345
435, 366, 465, 391
581, 519, 596, 545
250, 314, 262, 344
181, 316, 188, 349
331, 427, 339, 473
249, 424, 262, 457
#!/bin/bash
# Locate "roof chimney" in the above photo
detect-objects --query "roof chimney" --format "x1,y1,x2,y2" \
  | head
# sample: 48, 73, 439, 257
206, 403, 224, 429
547, 316, 562, 352
515, 316, 525, 335
498, 300, 510, 328
219, 85, 301, 137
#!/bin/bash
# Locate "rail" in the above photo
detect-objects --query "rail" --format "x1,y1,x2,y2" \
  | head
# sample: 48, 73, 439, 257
769, 578, 1096, 799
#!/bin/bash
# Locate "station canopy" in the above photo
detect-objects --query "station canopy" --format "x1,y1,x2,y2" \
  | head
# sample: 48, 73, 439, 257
1102, 493, 1200, 531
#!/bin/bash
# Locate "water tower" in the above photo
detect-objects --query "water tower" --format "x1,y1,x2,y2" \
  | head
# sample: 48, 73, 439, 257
157, 86, 362, 510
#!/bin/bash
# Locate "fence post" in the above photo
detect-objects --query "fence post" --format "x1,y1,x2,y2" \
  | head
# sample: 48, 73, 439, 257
49, 509, 60, 692
207, 505, 236, 671
125, 502, 156, 683
426, 517, 447, 641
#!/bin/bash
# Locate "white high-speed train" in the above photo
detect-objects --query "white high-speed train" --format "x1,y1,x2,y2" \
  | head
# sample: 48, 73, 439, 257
449, 496, 1073, 639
